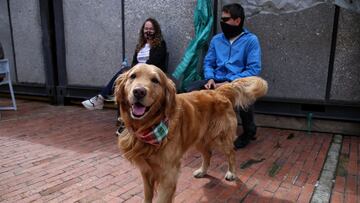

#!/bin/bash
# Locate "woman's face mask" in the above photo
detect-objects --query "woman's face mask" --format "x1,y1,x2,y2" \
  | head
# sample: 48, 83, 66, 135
144, 31, 155, 40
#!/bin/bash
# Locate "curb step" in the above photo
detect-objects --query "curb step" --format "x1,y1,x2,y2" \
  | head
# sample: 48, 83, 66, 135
311, 134, 342, 203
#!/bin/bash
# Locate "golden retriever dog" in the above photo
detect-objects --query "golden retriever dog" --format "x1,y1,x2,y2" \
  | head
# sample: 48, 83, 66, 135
115, 64, 268, 203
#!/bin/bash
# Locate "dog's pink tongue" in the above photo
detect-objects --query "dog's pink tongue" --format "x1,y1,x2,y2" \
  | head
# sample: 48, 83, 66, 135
132, 104, 146, 116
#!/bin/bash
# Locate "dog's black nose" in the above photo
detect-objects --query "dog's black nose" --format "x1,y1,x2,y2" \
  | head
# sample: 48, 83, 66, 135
133, 87, 147, 100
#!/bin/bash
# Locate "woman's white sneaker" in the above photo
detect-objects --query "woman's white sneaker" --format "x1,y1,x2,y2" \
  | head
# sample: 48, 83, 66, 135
82, 95, 104, 110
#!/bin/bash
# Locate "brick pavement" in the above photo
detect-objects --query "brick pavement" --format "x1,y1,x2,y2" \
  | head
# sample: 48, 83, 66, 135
0, 99, 354, 202
331, 136, 359, 203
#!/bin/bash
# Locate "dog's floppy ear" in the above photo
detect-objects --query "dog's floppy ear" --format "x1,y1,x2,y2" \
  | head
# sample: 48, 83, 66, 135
164, 77, 176, 118
114, 71, 128, 105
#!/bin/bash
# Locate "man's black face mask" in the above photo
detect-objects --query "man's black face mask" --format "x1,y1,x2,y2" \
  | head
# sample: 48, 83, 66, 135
220, 21, 243, 40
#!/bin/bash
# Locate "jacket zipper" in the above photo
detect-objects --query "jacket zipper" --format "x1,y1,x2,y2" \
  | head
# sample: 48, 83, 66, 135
228, 43, 232, 61
227, 32, 245, 62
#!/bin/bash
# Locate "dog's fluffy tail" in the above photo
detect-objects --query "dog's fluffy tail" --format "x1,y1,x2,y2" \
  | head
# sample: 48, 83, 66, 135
216, 76, 268, 109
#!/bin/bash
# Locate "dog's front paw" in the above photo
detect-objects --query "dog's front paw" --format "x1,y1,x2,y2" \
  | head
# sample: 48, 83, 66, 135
224, 171, 236, 181
193, 168, 206, 178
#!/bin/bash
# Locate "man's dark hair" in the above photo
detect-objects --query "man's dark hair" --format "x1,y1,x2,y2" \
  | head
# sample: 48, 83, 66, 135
222, 3, 245, 28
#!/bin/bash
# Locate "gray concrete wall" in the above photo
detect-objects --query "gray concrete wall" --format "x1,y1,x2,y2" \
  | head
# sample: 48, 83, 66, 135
246, 3, 334, 100
124, 0, 195, 76
63, 0, 195, 86
63, 0, 123, 86
330, 8, 360, 102
219, 1, 360, 104
9, 0, 45, 84
0, 0, 359, 106
0, 0, 15, 82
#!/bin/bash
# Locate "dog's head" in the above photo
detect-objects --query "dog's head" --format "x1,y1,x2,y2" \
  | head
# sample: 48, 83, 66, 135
114, 64, 176, 122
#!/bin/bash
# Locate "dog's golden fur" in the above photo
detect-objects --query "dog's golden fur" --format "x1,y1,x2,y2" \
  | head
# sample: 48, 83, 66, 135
115, 64, 268, 203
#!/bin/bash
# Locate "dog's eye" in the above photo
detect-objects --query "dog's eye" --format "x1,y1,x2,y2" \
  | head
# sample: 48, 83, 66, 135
130, 73, 136, 79
151, 78, 159, 84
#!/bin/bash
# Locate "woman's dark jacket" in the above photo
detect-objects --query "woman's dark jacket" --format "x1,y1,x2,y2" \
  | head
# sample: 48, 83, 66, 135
131, 40, 167, 73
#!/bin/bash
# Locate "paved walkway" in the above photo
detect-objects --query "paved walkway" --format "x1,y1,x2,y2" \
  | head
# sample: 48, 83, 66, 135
331, 136, 359, 203
0, 99, 358, 202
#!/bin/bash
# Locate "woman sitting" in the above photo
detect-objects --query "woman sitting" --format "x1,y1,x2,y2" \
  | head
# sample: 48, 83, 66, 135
82, 17, 167, 110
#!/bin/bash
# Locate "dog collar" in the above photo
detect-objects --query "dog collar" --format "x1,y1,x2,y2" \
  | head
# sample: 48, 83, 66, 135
135, 119, 169, 146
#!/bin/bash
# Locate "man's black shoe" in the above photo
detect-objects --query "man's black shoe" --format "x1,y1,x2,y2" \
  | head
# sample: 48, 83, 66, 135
234, 137, 250, 149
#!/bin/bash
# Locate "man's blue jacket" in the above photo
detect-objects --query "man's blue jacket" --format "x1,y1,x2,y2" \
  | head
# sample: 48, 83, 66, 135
203, 29, 261, 82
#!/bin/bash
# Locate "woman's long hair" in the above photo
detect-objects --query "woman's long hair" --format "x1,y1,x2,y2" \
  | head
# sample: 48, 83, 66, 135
135, 18, 163, 53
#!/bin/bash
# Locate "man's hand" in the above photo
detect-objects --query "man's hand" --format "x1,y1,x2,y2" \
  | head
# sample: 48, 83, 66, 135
204, 80, 229, 89
204, 79, 216, 89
